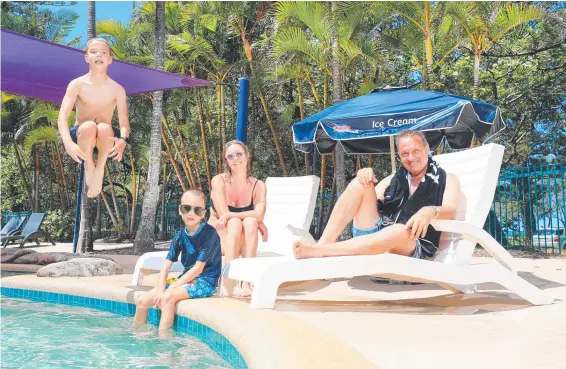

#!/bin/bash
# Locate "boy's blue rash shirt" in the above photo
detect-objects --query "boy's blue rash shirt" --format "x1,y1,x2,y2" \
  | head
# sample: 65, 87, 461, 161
166, 221, 222, 286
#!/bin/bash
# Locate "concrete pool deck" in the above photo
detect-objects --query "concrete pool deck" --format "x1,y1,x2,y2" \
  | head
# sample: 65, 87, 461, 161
2, 242, 565, 369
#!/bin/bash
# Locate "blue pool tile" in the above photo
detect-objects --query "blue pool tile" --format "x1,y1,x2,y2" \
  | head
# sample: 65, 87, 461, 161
1, 287, 248, 369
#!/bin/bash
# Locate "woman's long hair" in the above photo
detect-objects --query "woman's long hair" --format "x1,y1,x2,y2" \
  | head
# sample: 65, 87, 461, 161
222, 140, 251, 181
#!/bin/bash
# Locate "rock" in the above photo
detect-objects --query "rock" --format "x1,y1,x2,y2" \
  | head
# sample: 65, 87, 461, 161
36, 252, 77, 265
0, 248, 37, 263
12, 253, 40, 264
37, 257, 123, 277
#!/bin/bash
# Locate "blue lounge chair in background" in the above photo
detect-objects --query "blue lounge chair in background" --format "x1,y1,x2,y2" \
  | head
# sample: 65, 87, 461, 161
1, 213, 55, 248
0, 215, 26, 237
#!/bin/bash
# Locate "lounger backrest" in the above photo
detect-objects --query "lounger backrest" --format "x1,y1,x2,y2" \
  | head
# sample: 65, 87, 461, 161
263, 175, 320, 231
258, 176, 320, 254
432, 144, 505, 265
21, 213, 45, 236
1, 217, 20, 234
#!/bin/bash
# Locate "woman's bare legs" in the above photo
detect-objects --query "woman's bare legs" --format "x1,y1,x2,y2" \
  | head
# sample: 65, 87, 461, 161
237, 217, 259, 297
218, 218, 243, 296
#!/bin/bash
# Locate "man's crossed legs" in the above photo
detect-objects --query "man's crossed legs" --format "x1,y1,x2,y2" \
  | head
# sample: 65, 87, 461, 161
71, 121, 119, 198
293, 178, 419, 259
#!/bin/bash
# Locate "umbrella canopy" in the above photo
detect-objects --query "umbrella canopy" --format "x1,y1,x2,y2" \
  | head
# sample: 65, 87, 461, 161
293, 89, 505, 154
1, 29, 211, 104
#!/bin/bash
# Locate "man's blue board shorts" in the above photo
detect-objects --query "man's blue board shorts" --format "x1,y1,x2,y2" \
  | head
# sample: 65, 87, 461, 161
166, 277, 216, 299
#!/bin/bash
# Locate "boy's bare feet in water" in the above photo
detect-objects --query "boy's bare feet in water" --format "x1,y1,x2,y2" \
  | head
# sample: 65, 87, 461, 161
293, 240, 323, 259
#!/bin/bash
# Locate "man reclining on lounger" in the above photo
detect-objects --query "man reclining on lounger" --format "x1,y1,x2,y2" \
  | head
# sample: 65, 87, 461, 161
293, 129, 460, 259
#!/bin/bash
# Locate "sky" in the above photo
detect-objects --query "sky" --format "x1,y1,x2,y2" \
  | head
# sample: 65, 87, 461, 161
40, 1, 135, 44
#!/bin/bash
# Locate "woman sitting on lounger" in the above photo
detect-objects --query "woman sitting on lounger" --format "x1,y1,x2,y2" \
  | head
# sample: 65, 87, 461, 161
209, 140, 267, 297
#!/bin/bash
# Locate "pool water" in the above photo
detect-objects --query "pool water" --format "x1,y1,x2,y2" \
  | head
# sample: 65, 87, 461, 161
1, 297, 232, 369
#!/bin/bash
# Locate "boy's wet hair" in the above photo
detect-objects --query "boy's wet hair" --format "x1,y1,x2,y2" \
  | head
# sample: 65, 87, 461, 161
182, 189, 206, 204
85, 38, 112, 56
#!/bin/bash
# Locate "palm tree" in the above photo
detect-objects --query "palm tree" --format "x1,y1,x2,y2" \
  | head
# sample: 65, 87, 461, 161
87, 1, 96, 40
134, 1, 165, 254
448, 2, 543, 99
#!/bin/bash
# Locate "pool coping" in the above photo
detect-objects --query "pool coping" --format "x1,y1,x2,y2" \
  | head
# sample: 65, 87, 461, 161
0, 273, 377, 369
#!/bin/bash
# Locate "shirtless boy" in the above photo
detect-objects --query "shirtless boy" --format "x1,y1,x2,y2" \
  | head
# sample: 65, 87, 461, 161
57, 38, 130, 197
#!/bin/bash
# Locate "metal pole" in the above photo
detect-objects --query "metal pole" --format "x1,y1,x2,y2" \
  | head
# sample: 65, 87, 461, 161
389, 135, 396, 174
235, 77, 250, 144
72, 162, 84, 253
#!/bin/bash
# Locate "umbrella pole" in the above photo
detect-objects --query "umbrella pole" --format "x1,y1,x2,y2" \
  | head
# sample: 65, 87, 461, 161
389, 136, 396, 174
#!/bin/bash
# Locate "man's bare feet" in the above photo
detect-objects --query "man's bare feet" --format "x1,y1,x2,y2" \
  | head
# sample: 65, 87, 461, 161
87, 165, 104, 197
293, 240, 321, 259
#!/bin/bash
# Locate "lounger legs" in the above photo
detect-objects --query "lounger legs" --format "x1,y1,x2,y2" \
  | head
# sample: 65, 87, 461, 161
250, 278, 279, 309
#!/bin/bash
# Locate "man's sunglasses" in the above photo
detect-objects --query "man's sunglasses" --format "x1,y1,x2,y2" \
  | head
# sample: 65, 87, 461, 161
179, 205, 206, 217
226, 151, 245, 161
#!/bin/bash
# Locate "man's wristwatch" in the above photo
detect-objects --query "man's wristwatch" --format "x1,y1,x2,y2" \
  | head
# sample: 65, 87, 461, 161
431, 206, 440, 218
119, 136, 130, 145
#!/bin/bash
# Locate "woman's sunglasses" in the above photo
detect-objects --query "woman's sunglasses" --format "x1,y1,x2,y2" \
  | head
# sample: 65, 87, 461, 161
226, 151, 245, 161
179, 205, 206, 217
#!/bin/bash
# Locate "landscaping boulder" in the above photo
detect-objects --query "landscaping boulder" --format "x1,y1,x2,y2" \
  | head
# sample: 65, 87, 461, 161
1, 248, 37, 263
36, 252, 77, 265
12, 252, 40, 264
37, 258, 123, 277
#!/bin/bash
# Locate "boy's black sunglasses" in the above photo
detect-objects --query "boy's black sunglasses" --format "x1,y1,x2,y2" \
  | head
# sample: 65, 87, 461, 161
179, 205, 206, 217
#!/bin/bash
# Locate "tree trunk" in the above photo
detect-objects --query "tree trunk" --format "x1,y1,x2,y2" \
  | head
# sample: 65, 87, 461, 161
134, 1, 165, 254
77, 1, 97, 253
424, 2, 434, 89
296, 77, 309, 175
158, 164, 167, 241
95, 195, 102, 239
13, 144, 34, 209
331, 1, 349, 239
161, 125, 187, 191
128, 151, 137, 237
163, 117, 191, 187
100, 190, 119, 228
473, 50, 481, 100
87, 1, 96, 39
55, 141, 69, 210
104, 165, 125, 236
258, 93, 288, 176
220, 84, 226, 147
196, 91, 212, 188
34, 148, 39, 212
316, 155, 327, 238
176, 124, 196, 188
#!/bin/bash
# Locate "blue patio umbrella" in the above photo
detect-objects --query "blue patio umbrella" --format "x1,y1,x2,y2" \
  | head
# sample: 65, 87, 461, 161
292, 89, 505, 156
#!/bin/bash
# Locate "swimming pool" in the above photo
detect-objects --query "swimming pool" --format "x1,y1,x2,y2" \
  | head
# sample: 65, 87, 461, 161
1, 293, 245, 369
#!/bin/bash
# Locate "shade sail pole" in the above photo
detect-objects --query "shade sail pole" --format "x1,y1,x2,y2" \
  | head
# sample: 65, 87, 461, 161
236, 77, 250, 143
389, 136, 396, 174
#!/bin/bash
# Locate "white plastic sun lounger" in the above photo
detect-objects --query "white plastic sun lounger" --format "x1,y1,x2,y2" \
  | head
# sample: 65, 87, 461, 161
222, 144, 555, 308
131, 175, 320, 286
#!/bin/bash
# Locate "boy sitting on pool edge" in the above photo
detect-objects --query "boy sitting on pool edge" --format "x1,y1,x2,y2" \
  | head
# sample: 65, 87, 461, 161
133, 189, 221, 336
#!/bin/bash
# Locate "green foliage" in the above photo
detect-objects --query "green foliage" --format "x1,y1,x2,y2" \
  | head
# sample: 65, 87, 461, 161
43, 209, 75, 241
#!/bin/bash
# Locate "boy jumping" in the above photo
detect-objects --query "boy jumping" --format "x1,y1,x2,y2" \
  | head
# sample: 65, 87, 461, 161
57, 38, 130, 197
133, 190, 222, 335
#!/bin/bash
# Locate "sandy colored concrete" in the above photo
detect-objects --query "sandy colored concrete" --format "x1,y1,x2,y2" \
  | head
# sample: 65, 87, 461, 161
3, 242, 565, 369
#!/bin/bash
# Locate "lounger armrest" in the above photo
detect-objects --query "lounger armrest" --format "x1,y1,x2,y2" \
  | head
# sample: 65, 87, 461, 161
430, 219, 516, 272
286, 225, 316, 244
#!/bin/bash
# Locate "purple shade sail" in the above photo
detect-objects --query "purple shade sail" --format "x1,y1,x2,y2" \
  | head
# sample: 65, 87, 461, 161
1, 29, 212, 104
